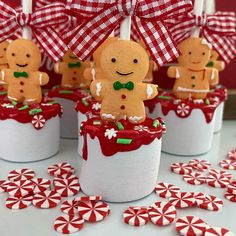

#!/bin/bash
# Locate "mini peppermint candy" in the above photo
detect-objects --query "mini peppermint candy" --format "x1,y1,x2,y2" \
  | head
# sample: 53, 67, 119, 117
169, 192, 195, 208
170, 163, 193, 175
154, 182, 180, 198
189, 159, 211, 171
205, 227, 235, 236
8, 169, 35, 182
227, 149, 236, 160
183, 172, 206, 185
32, 178, 51, 194
7, 180, 34, 197
48, 162, 75, 177
6, 195, 33, 210
54, 178, 80, 197
219, 160, 236, 170
31, 114, 46, 130
61, 199, 80, 215
198, 195, 224, 211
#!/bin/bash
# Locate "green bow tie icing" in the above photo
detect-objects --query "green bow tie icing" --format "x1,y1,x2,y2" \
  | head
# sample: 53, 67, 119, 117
68, 62, 81, 68
113, 81, 134, 91
206, 61, 214, 67
14, 71, 28, 78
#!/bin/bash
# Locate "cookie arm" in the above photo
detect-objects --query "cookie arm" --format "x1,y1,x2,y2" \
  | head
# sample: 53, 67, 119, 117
167, 66, 180, 79
0, 69, 9, 84
90, 80, 104, 102
207, 68, 219, 86
140, 83, 158, 101
32, 72, 49, 86
214, 60, 225, 72
54, 62, 66, 74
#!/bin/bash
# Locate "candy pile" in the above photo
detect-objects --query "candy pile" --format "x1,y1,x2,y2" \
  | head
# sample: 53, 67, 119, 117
0, 163, 111, 234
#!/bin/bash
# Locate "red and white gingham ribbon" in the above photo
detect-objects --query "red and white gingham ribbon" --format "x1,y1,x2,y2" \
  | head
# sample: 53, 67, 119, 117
170, 11, 236, 63
67, 0, 193, 67
0, 2, 69, 62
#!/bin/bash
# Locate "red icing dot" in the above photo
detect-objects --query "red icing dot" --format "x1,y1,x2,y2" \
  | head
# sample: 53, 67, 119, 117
73, 71, 77, 74
120, 105, 125, 110
20, 89, 24, 93
20, 81, 24, 86
72, 77, 77, 81
121, 95, 126, 99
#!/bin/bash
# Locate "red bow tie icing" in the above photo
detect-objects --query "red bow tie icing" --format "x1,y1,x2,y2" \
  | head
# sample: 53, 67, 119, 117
170, 11, 236, 64
0, 2, 68, 62
67, 0, 192, 67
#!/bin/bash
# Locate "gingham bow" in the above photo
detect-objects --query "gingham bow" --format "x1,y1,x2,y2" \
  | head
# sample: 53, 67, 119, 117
170, 11, 236, 63
67, 0, 192, 67
0, 2, 69, 62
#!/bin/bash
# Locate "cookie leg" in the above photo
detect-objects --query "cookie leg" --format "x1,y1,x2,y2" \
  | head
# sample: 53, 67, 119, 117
192, 92, 208, 100
8, 93, 23, 103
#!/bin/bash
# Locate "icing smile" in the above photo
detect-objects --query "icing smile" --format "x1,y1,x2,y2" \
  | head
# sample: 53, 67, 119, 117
116, 71, 134, 76
69, 56, 78, 59
16, 63, 28, 67
192, 61, 201, 64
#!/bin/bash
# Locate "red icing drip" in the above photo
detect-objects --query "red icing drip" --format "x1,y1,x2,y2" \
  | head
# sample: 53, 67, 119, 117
47, 86, 91, 102
75, 97, 101, 116
0, 97, 62, 129
81, 117, 165, 158
82, 134, 88, 161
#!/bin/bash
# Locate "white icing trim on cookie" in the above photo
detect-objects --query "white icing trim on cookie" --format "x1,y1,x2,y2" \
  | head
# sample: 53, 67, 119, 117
25, 98, 37, 102
193, 99, 204, 104
146, 84, 153, 99
128, 116, 143, 123
96, 82, 102, 96
1, 71, 5, 82
79, 83, 85, 87
176, 68, 180, 78
177, 87, 209, 93
101, 113, 115, 120
201, 39, 212, 50
63, 84, 73, 88
8, 95, 18, 101
211, 70, 215, 80
39, 73, 43, 85
91, 68, 96, 81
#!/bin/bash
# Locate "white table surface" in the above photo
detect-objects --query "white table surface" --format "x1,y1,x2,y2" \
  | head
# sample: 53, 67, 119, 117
0, 120, 236, 236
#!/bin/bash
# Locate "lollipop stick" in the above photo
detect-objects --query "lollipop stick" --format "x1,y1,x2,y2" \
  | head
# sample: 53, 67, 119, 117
192, 0, 205, 37
22, 0, 32, 40
120, 16, 131, 40
205, 0, 215, 14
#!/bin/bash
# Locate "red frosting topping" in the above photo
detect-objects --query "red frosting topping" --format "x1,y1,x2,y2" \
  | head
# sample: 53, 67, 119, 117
145, 91, 217, 123
0, 98, 62, 130
208, 86, 228, 103
75, 97, 101, 117
47, 86, 91, 102
81, 117, 166, 159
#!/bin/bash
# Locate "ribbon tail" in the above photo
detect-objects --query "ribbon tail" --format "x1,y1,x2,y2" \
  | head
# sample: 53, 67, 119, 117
134, 18, 179, 67
33, 28, 68, 62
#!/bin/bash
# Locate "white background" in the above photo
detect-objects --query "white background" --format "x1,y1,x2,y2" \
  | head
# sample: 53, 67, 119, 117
0, 121, 235, 236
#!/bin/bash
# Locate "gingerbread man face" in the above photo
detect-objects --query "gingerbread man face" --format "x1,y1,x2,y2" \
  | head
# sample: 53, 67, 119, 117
6, 39, 41, 72
62, 49, 80, 63
178, 38, 212, 71
0, 41, 10, 68
100, 40, 149, 83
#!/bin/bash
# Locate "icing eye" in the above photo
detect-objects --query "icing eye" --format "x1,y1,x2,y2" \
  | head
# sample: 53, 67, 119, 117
189, 52, 192, 55
111, 58, 116, 63
3, 48, 6, 51
26, 54, 30, 58
202, 52, 206, 56
12, 53, 15, 56
133, 59, 138, 64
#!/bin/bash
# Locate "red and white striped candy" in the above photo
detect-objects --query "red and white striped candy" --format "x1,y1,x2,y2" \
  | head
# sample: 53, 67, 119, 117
123, 207, 149, 227
155, 182, 180, 198
227, 181, 236, 195
205, 227, 235, 236
54, 172, 79, 181
224, 191, 236, 202
61, 199, 79, 215
78, 201, 110, 222
33, 190, 61, 209
32, 178, 51, 194
32, 114, 46, 130
149, 203, 177, 226
7, 180, 34, 197
176, 216, 207, 236
169, 192, 195, 208
183, 172, 206, 185
8, 169, 35, 182
219, 160, 236, 170
171, 163, 193, 175
208, 169, 233, 180
54, 178, 80, 197
199, 195, 223, 211
76, 195, 102, 202
189, 159, 211, 171
6, 195, 33, 210
54, 215, 84, 234
206, 175, 230, 188
192, 192, 207, 206
0, 180, 9, 193
227, 149, 236, 160
149, 201, 173, 210
48, 162, 75, 177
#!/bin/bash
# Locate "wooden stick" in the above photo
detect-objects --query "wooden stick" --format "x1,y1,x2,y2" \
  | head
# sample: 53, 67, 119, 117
22, 0, 33, 40
205, 0, 215, 14
120, 16, 132, 40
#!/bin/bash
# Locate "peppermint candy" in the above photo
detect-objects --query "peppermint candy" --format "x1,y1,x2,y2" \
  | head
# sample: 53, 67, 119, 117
78, 201, 110, 222
33, 190, 61, 209
208, 169, 233, 180
219, 160, 236, 170
183, 172, 206, 185
32, 178, 51, 194
61, 199, 80, 215
224, 192, 236, 202
8, 169, 35, 182
76, 195, 102, 202
177, 103, 190, 117
170, 163, 193, 175
123, 207, 149, 227
169, 192, 195, 208
0, 180, 9, 193
54, 178, 80, 197
149, 203, 177, 226
227, 149, 236, 160
192, 192, 207, 206
189, 159, 211, 171
149, 201, 173, 210
6, 195, 33, 210
48, 162, 75, 177
176, 216, 207, 236
7, 180, 34, 197
199, 195, 224, 211
205, 227, 235, 236
32, 115, 46, 130
54, 215, 84, 234
227, 182, 236, 195
54, 172, 79, 181
155, 182, 180, 198
206, 175, 230, 188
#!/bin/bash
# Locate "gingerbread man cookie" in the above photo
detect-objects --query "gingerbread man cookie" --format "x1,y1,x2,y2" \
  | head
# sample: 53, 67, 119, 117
83, 37, 118, 83
0, 40, 10, 90
90, 40, 158, 124
55, 49, 91, 89
0, 39, 49, 104
168, 38, 218, 99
